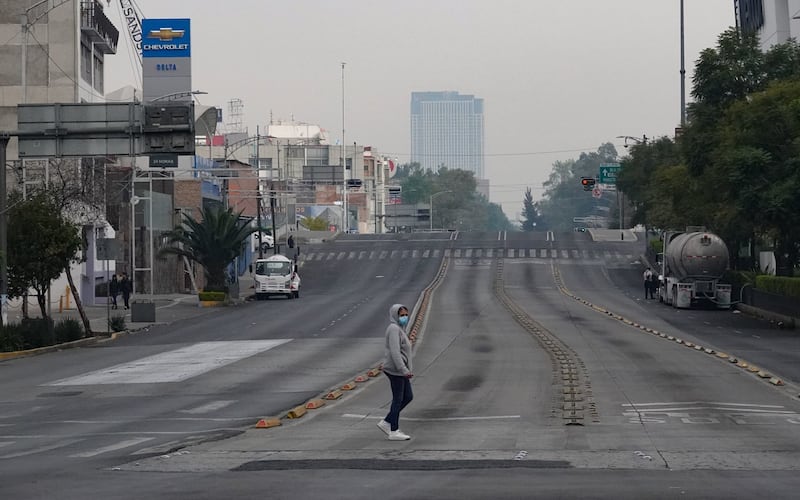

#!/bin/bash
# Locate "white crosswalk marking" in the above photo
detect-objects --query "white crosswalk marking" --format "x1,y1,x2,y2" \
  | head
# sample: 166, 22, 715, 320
294, 246, 640, 264
70, 437, 154, 458
180, 400, 236, 414
47, 340, 291, 385
0, 439, 82, 459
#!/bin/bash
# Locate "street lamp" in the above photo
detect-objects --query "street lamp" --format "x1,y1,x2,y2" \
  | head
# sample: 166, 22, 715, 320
430, 190, 452, 231
150, 90, 208, 102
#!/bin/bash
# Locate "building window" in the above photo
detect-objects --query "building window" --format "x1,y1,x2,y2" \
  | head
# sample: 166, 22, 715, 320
80, 43, 92, 84
93, 54, 103, 93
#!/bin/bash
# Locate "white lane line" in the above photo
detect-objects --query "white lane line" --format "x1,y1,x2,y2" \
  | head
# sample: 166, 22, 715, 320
46, 340, 291, 386
0, 441, 13, 448
342, 413, 520, 421
180, 400, 236, 414
622, 402, 786, 408
70, 437, 154, 458
630, 407, 796, 414
0, 439, 82, 459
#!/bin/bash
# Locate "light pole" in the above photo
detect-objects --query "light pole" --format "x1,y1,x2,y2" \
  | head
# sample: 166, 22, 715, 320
341, 62, 348, 233
430, 190, 452, 231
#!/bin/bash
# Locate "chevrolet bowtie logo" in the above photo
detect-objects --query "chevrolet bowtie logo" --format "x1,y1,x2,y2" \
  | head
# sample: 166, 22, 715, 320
148, 28, 185, 41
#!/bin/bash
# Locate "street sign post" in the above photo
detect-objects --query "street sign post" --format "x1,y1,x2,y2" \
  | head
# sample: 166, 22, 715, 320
599, 163, 621, 184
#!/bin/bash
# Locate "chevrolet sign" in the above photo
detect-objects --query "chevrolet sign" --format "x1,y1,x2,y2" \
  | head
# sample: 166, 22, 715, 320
141, 18, 191, 58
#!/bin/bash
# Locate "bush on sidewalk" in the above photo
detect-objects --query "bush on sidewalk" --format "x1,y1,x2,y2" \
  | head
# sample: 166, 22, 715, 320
55, 318, 84, 343
109, 315, 126, 332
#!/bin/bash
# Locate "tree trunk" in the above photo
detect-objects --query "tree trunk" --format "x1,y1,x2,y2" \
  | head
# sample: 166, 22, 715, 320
36, 288, 47, 319
65, 266, 92, 336
22, 292, 29, 319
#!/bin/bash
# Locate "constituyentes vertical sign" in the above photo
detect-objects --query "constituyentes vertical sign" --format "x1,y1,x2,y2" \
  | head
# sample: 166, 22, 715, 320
142, 18, 192, 102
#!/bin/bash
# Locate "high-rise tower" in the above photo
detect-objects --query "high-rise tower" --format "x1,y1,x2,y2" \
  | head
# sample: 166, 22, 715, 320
410, 91, 484, 179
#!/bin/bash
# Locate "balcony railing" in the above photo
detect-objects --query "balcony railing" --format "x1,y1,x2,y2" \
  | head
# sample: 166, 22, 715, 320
80, 1, 119, 54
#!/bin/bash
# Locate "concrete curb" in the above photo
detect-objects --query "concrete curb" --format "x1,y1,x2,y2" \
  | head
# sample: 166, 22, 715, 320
0, 334, 112, 361
735, 303, 797, 329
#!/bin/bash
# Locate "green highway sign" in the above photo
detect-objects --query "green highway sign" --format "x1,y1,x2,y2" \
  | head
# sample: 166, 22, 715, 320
599, 163, 621, 184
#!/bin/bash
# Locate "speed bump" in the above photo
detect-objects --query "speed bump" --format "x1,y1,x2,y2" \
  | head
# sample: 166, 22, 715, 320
367, 368, 382, 377
354, 374, 369, 383
255, 418, 281, 429
325, 390, 343, 400
341, 382, 357, 391
769, 378, 785, 386
286, 405, 307, 419
305, 399, 326, 409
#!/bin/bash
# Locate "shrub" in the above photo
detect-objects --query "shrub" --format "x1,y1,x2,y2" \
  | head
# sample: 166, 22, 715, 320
20, 318, 54, 349
755, 275, 800, 300
108, 315, 126, 332
199, 291, 226, 301
55, 318, 84, 343
0, 324, 25, 352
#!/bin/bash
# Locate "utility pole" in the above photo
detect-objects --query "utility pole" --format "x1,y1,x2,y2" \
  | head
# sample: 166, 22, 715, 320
680, 0, 686, 127
341, 62, 348, 233
270, 184, 277, 255
256, 127, 263, 259
0, 137, 8, 326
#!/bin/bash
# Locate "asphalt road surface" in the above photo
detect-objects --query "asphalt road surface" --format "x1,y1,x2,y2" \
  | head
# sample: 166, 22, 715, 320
2, 230, 799, 499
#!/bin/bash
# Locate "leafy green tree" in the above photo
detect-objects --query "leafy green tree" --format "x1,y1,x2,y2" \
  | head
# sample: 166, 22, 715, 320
392, 166, 513, 231
303, 216, 330, 231
520, 187, 543, 231
7, 192, 82, 320
536, 143, 618, 231
160, 206, 257, 291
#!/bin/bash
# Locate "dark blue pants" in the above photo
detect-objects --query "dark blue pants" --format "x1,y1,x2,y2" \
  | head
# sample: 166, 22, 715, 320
384, 372, 413, 431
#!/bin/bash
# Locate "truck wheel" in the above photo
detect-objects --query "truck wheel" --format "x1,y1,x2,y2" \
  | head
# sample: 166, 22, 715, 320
287, 293, 293, 300
293, 291, 299, 299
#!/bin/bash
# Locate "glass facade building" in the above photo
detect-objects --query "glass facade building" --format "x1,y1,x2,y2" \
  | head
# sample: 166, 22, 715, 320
410, 91, 485, 179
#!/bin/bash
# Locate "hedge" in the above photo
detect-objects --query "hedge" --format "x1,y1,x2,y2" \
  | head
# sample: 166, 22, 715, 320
755, 275, 800, 300
199, 291, 226, 302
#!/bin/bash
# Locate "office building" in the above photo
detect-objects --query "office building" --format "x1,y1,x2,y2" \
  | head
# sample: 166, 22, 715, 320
736, 0, 800, 50
410, 91, 485, 179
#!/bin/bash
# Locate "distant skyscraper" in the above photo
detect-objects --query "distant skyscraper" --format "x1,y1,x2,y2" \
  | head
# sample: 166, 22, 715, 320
410, 91, 485, 179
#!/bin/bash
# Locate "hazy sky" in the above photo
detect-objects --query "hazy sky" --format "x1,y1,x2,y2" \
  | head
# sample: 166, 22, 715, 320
105, 0, 735, 219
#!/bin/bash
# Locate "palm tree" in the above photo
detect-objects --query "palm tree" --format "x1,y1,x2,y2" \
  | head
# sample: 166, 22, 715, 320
160, 206, 256, 291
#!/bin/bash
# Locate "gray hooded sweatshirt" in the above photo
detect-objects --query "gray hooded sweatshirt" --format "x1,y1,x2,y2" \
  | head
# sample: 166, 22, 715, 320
383, 303, 413, 376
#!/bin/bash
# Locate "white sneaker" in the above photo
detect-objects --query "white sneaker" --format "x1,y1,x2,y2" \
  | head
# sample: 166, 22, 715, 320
377, 420, 390, 436
388, 429, 411, 441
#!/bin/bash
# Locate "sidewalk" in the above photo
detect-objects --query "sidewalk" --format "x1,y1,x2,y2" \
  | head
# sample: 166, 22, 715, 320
12, 294, 212, 335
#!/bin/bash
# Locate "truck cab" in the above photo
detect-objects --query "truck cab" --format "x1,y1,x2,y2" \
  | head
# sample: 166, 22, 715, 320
253, 254, 300, 300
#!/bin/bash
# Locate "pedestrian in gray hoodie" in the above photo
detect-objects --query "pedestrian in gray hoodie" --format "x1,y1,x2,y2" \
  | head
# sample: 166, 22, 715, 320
377, 303, 414, 440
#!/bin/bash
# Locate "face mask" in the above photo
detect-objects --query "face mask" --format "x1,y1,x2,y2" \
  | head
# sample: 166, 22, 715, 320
398, 316, 409, 326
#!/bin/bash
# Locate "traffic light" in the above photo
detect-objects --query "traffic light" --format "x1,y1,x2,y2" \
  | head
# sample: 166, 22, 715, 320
580, 177, 596, 191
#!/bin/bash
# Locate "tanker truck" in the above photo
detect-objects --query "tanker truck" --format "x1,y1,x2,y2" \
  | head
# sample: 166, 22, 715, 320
658, 229, 732, 309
